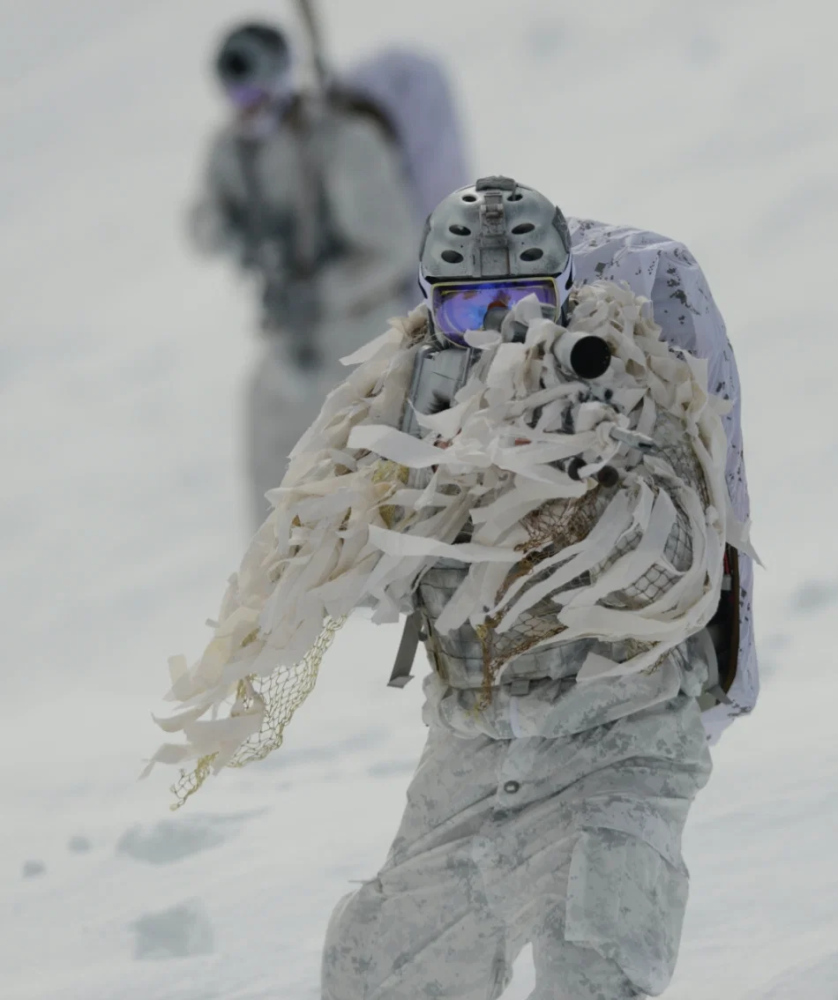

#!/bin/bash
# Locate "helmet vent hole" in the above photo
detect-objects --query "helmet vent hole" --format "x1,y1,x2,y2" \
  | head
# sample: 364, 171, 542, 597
512, 223, 535, 235
449, 224, 472, 236
520, 248, 544, 262
508, 193, 523, 202
441, 250, 464, 264
462, 194, 478, 203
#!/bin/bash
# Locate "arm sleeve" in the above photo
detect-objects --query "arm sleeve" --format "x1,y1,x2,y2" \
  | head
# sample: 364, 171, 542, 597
317, 117, 420, 317
186, 136, 248, 261
649, 242, 758, 744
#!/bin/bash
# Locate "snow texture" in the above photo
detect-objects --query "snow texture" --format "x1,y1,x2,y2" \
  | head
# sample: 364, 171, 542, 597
0, 1, 836, 999
116, 814, 252, 866
130, 900, 215, 961
744, 952, 838, 1000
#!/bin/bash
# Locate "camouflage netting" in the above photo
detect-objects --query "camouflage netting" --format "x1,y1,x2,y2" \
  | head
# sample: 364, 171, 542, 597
169, 616, 346, 810
435, 425, 708, 704
147, 286, 753, 806
474, 489, 606, 697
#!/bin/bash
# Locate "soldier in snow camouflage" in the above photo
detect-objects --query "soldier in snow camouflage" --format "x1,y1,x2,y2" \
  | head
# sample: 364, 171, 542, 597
320, 178, 756, 999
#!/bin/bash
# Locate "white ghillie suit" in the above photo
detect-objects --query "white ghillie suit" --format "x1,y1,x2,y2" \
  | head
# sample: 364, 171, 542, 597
149, 224, 757, 999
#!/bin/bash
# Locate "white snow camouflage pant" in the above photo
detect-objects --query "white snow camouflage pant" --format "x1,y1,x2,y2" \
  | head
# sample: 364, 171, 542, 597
322, 676, 711, 999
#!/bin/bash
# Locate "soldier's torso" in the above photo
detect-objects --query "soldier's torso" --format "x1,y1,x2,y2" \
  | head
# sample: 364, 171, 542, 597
402, 223, 707, 692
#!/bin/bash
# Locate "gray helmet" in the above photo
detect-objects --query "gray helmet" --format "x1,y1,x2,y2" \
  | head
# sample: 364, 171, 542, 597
215, 23, 291, 92
419, 176, 572, 283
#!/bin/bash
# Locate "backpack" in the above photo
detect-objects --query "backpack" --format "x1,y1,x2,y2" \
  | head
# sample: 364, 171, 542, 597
339, 47, 471, 224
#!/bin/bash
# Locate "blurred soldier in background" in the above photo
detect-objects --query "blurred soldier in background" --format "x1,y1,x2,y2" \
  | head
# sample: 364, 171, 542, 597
189, 14, 469, 527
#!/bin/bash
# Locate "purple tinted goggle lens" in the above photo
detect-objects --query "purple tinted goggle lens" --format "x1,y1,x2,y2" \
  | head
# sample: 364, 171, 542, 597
226, 83, 270, 109
431, 279, 559, 345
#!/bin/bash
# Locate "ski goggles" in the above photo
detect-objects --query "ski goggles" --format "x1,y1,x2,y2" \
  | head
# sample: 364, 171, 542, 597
218, 41, 293, 110
426, 276, 560, 346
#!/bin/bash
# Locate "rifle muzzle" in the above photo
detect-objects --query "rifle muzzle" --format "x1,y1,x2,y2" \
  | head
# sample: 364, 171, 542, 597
552, 330, 612, 380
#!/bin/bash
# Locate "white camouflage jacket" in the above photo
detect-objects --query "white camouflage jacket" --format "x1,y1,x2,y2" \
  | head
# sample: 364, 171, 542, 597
568, 218, 756, 743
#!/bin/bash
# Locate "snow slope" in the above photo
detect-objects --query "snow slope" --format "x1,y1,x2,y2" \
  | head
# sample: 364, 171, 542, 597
0, 1, 836, 997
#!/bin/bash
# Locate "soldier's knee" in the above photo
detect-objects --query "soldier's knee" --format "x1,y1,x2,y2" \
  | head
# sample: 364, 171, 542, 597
321, 881, 384, 1000
564, 829, 688, 996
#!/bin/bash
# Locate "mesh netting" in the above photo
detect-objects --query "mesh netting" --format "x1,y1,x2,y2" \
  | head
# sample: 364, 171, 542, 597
169, 616, 346, 810
587, 410, 709, 610
475, 607, 567, 705
653, 411, 711, 508
470, 488, 608, 701
518, 487, 608, 555
462, 419, 709, 703
588, 505, 692, 610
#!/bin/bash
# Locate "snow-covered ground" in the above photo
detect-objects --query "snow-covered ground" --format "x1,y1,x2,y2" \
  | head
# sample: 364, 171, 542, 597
1, 1, 836, 997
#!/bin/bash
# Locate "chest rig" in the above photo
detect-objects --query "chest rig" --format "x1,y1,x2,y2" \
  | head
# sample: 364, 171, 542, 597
387, 324, 600, 694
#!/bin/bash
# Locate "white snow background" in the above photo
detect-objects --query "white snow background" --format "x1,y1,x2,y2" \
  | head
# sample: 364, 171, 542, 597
0, 1, 836, 997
